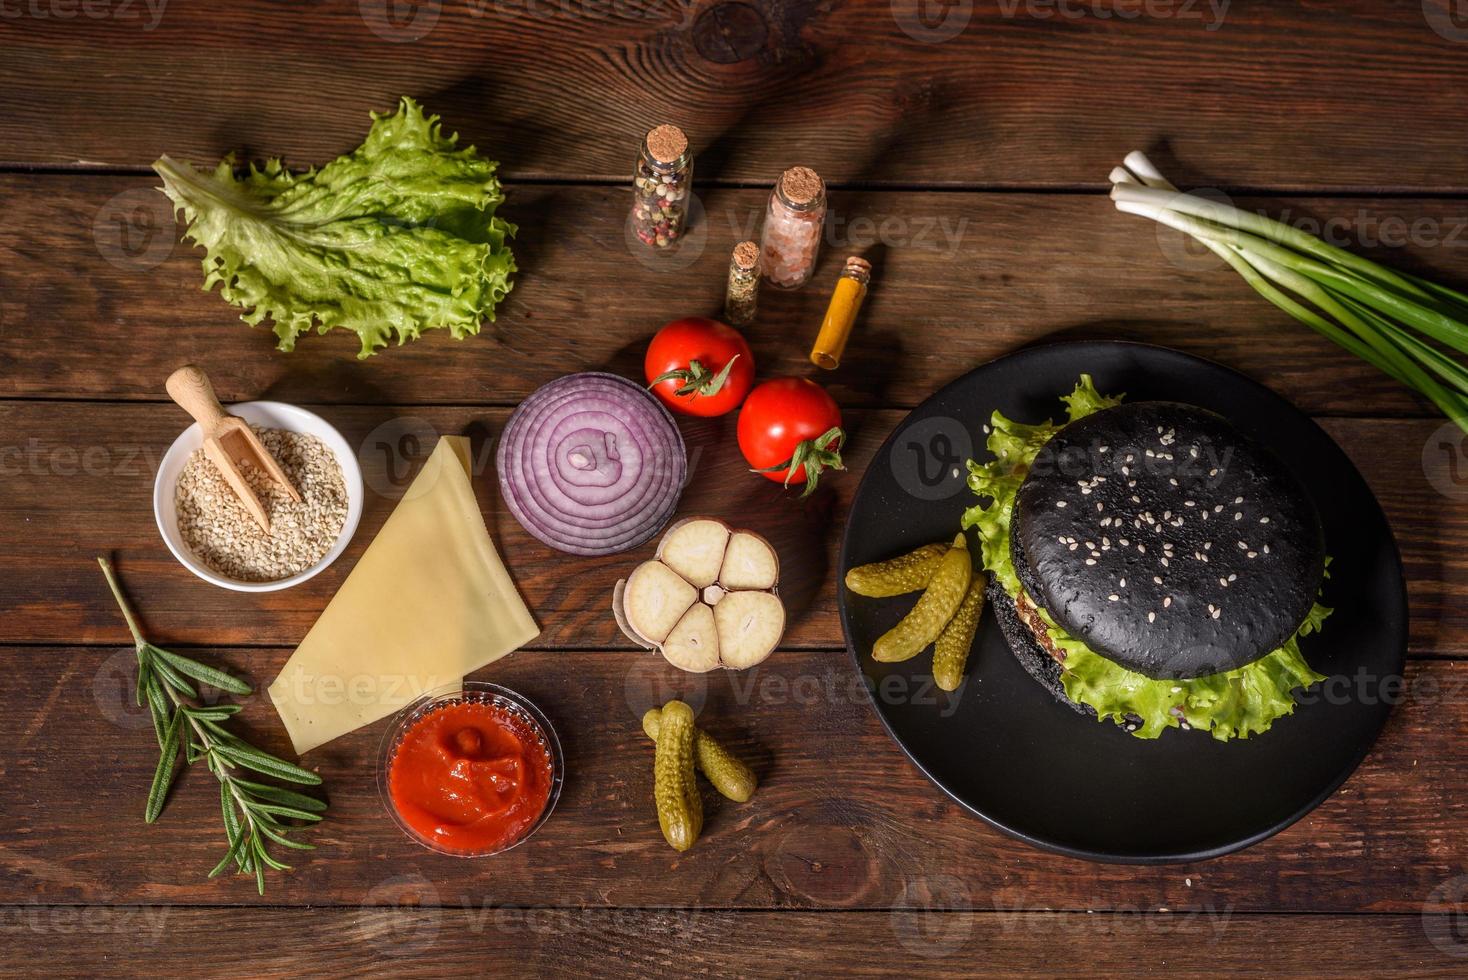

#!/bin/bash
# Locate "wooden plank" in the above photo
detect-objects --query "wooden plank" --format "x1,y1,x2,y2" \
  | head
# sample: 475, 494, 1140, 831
6, 176, 1468, 416
1, 907, 1460, 978
1, 646, 1465, 913
0, 404, 1462, 654
1, 3, 1466, 191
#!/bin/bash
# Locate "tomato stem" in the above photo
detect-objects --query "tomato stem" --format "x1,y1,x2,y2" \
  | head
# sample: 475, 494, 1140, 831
650, 356, 740, 399
753, 426, 845, 498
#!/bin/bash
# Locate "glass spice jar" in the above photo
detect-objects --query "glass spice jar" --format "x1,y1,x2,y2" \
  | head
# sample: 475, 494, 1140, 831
760, 166, 826, 289
724, 240, 760, 326
630, 124, 693, 249
811, 255, 872, 370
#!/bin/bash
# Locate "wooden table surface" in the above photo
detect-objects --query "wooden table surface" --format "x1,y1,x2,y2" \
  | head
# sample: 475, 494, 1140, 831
4, 2, 1468, 976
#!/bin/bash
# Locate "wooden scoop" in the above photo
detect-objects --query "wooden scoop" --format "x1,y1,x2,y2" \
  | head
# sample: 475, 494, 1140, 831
166, 365, 301, 533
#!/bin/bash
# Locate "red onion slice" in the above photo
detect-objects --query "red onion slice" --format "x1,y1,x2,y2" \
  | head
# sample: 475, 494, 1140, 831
497, 373, 687, 555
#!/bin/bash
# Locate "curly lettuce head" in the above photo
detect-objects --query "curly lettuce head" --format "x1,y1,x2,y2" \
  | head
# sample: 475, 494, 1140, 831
154, 96, 516, 358
961, 375, 1328, 741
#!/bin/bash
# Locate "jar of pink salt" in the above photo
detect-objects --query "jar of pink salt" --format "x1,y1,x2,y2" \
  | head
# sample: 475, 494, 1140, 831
759, 166, 826, 289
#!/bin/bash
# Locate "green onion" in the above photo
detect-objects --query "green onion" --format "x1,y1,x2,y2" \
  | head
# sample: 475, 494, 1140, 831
1110, 152, 1468, 432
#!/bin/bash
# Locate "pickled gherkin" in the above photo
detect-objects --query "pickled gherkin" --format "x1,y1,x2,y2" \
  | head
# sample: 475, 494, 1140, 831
844, 542, 949, 597
643, 707, 757, 803
872, 534, 971, 663
652, 700, 702, 851
933, 573, 987, 691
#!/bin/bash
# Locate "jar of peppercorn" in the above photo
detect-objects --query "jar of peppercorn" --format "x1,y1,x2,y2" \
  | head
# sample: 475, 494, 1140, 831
630, 125, 693, 249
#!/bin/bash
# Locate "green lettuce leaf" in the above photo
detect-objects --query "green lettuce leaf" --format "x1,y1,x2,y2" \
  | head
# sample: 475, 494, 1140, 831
961, 375, 1328, 741
154, 96, 516, 358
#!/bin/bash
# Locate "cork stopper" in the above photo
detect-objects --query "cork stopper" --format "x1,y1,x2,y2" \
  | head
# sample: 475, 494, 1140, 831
732, 240, 760, 271
843, 255, 872, 276
645, 124, 689, 165
778, 166, 824, 207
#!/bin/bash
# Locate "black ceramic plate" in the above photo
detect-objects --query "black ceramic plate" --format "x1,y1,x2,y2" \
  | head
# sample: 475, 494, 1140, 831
838, 342, 1407, 863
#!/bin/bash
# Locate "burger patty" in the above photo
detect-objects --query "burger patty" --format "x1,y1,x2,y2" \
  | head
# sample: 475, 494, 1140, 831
1014, 589, 1065, 666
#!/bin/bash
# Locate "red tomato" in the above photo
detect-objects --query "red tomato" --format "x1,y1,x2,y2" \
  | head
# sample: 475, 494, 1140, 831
644, 317, 755, 417
737, 378, 845, 497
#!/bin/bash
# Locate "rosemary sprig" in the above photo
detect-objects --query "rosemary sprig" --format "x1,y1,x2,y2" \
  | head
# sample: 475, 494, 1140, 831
97, 557, 326, 895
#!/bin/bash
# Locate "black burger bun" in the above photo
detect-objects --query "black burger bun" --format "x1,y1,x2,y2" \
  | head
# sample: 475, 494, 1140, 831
1011, 402, 1325, 680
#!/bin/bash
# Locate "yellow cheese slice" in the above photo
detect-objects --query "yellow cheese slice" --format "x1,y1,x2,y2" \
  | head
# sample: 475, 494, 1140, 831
269, 436, 538, 755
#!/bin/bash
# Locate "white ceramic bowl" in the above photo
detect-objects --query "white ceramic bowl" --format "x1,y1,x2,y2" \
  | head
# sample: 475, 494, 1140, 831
153, 401, 364, 593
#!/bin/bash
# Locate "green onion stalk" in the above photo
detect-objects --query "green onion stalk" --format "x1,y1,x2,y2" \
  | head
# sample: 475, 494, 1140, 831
1110, 151, 1468, 432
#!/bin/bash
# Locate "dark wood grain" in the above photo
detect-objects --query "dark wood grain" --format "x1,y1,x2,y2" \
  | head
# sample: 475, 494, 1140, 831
3, 907, 1463, 977
2, 646, 1465, 912
1, 404, 1463, 656
1, 2, 1467, 192
7, 176, 1468, 416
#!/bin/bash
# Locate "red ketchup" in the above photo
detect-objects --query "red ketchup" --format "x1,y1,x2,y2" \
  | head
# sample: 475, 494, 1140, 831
388, 701, 553, 854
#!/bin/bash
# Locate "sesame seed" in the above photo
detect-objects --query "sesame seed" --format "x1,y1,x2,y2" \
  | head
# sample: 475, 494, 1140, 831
1234, 512, 1243, 521
1263, 544, 1271, 554
1163, 597, 1172, 607
1234, 496, 1243, 504
1215, 504, 1223, 513
1171, 686, 1181, 693
1119, 577, 1126, 587
1247, 551, 1257, 559
1147, 612, 1156, 623
1153, 576, 1162, 584
1161, 557, 1169, 567
1085, 559, 1096, 565
1108, 594, 1119, 601
1056, 501, 1066, 508
1219, 577, 1228, 587
1211, 607, 1221, 620
1184, 500, 1195, 507
1169, 478, 1178, 486
1228, 574, 1237, 581
1260, 516, 1270, 524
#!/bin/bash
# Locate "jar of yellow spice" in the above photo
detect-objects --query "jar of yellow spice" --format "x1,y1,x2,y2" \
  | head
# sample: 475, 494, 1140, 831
810, 256, 872, 370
